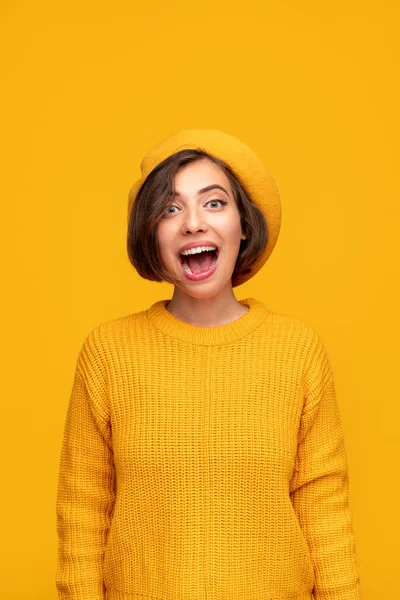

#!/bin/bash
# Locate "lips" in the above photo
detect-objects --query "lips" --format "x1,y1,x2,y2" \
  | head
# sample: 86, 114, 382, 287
178, 246, 220, 264
177, 241, 221, 256
178, 247, 220, 281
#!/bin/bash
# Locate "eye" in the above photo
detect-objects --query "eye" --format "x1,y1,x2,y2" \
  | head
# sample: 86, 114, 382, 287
164, 205, 178, 215
206, 199, 228, 208
162, 199, 228, 217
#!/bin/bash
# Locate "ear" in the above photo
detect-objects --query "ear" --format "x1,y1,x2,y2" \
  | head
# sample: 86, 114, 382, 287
241, 232, 248, 241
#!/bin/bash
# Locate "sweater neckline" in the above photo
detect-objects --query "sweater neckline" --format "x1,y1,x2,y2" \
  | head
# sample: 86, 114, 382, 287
146, 297, 270, 345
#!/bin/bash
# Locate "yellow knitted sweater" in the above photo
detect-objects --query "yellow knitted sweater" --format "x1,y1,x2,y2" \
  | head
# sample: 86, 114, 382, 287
55, 297, 362, 600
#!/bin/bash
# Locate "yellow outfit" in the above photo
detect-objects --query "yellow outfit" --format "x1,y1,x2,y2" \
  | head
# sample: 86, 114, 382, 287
56, 297, 362, 600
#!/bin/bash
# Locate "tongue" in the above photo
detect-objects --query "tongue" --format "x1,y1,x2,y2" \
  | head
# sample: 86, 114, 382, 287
186, 250, 214, 274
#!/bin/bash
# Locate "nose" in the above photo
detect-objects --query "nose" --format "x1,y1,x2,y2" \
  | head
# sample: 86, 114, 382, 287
180, 206, 208, 234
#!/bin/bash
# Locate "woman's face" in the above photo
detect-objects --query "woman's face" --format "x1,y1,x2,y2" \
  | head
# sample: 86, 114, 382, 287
156, 158, 247, 298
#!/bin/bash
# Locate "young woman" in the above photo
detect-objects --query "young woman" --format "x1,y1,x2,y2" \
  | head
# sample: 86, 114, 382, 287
56, 129, 362, 600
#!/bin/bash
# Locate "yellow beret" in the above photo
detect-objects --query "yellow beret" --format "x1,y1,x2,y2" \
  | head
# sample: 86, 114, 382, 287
127, 128, 281, 288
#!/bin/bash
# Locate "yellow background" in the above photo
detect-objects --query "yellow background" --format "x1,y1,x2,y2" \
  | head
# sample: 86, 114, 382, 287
1, 1, 398, 598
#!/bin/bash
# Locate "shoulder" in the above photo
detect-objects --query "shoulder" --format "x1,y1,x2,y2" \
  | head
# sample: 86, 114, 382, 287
267, 309, 325, 349
268, 311, 334, 411
266, 309, 333, 377
76, 308, 148, 377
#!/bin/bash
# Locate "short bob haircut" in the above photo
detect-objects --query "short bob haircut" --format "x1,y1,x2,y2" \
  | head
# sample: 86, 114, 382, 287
127, 148, 268, 287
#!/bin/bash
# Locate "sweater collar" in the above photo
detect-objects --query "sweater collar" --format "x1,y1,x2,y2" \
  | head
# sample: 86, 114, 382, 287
146, 297, 270, 345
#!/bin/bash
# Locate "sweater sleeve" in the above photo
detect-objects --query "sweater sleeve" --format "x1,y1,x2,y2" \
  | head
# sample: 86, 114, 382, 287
55, 329, 116, 600
289, 330, 362, 600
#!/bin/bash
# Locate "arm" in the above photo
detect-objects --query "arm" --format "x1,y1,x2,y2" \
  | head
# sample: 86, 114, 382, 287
289, 330, 362, 600
55, 329, 116, 600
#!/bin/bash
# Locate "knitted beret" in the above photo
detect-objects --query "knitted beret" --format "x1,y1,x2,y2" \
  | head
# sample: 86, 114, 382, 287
127, 128, 281, 288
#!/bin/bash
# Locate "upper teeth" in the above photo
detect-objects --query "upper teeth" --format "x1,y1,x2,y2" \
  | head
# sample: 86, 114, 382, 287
180, 246, 217, 256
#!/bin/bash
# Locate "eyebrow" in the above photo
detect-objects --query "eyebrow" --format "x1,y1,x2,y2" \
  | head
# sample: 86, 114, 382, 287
171, 184, 229, 197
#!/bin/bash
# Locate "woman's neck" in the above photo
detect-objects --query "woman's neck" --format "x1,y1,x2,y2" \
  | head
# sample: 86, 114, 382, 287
165, 287, 249, 328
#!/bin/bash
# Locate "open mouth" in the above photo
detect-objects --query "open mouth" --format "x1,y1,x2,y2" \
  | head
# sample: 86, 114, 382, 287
178, 247, 220, 276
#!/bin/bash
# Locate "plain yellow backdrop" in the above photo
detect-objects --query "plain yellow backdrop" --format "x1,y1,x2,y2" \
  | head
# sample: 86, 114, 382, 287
1, 1, 399, 598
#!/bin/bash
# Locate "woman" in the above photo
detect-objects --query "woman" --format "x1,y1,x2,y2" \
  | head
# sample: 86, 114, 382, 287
55, 129, 362, 600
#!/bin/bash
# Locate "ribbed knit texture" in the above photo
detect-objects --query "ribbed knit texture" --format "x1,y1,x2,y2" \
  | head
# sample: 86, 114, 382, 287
55, 297, 362, 600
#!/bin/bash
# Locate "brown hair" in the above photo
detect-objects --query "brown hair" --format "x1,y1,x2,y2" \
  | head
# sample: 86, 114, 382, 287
127, 148, 268, 286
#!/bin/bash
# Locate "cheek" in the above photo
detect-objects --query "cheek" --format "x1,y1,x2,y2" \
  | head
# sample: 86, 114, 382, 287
219, 215, 243, 240
157, 219, 177, 240
156, 224, 176, 265
155, 223, 168, 250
